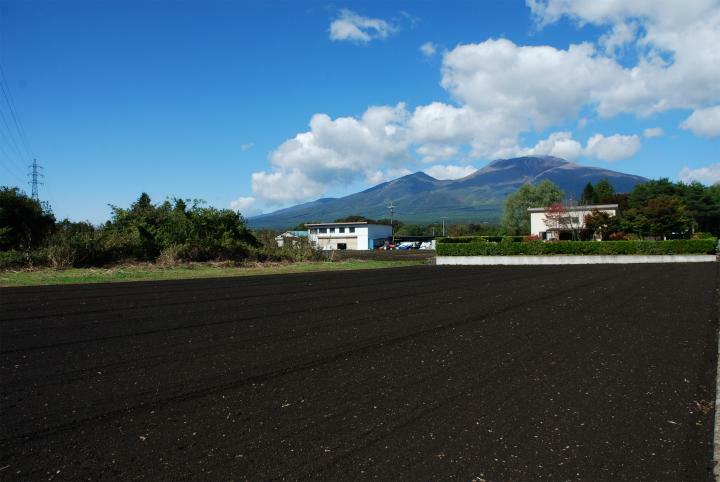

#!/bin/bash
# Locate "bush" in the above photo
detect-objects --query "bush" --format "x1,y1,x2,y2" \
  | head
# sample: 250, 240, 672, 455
0, 250, 27, 269
436, 239, 718, 256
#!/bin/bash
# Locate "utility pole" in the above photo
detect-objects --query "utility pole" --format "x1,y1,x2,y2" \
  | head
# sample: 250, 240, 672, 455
441, 217, 447, 237
28, 158, 43, 201
387, 202, 395, 244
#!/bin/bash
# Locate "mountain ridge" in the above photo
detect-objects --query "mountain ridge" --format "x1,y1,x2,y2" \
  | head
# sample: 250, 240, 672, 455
249, 156, 648, 229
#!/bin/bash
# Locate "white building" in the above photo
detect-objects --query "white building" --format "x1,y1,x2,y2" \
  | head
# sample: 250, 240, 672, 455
274, 230, 308, 247
306, 222, 393, 250
528, 204, 619, 240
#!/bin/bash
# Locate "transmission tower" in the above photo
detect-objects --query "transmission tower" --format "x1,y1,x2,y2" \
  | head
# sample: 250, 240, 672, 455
28, 158, 43, 201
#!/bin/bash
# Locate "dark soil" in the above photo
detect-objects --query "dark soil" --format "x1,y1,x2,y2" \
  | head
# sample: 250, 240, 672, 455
1, 264, 717, 480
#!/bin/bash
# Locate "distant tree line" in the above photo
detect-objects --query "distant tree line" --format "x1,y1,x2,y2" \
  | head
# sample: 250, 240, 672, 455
501, 178, 720, 239
0, 188, 319, 269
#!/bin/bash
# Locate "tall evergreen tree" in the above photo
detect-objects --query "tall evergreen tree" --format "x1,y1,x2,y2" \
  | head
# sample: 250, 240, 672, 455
580, 182, 596, 204
594, 179, 615, 203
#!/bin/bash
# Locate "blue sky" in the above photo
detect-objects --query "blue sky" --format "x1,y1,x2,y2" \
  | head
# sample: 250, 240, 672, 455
1, 0, 719, 223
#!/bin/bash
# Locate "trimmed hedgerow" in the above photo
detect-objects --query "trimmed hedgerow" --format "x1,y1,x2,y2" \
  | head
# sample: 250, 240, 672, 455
436, 239, 718, 256
439, 236, 525, 244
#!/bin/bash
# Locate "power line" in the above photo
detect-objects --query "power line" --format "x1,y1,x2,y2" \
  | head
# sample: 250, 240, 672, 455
0, 139, 25, 179
0, 154, 26, 183
0, 63, 35, 160
0, 107, 28, 171
0, 161, 24, 185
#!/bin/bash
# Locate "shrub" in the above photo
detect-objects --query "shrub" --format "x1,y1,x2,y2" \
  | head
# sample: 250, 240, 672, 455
0, 250, 26, 269
436, 239, 717, 256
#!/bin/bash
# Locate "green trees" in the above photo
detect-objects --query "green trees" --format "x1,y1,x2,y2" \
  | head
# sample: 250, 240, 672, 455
0, 191, 261, 268
104, 193, 258, 262
580, 183, 595, 204
594, 179, 615, 203
580, 179, 615, 205
0, 187, 55, 252
622, 179, 720, 237
622, 195, 691, 239
501, 180, 564, 235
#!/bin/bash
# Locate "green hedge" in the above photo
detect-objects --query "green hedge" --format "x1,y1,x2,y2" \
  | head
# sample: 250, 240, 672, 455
439, 236, 525, 244
436, 239, 718, 256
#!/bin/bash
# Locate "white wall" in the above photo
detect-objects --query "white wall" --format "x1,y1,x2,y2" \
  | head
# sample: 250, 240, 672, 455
308, 224, 392, 250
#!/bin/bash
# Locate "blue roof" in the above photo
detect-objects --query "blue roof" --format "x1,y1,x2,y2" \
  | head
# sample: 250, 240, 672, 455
285, 230, 308, 237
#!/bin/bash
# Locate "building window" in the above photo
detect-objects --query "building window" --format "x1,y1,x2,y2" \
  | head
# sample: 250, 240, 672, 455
349, 227, 355, 233
330, 227, 335, 233
337, 243, 347, 250
339, 227, 345, 233
319, 228, 327, 234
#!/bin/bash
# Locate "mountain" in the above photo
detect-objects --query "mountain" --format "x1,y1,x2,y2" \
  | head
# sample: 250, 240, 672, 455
248, 156, 648, 229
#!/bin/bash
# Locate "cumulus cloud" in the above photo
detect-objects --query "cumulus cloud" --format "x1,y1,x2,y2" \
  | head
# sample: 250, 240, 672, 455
498, 131, 640, 162
441, 39, 625, 130
329, 9, 395, 43
366, 168, 413, 185
585, 134, 641, 161
643, 127, 664, 138
526, 0, 720, 117
424, 164, 477, 180
229, 196, 258, 215
680, 105, 720, 137
522, 131, 584, 161
246, 2, 720, 206
679, 163, 720, 184
251, 104, 413, 205
415, 144, 458, 164
419, 41, 437, 57
252, 169, 326, 205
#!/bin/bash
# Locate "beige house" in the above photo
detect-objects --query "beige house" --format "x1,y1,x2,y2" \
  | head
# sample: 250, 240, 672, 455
528, 204, 619, 240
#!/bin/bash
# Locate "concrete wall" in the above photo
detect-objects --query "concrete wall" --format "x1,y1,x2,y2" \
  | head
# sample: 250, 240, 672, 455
437, 255, 717, 265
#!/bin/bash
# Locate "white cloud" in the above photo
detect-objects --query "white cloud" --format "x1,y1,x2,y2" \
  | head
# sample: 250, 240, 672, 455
420, 42, 437, 57
367, 168, 413, 185
424, 164, 476, 180
329, 9, 395, 43
585, 133, 641, 161
679, 163, 720, 184
599, 21, 638, 55
524, 131, 584, 161
441, 39, 624, 130
229, 196, 258, 215
643, 127, 664, 138
415, 144, 458, 164
247, 2, 720, 207
240, 143, 254, 151
680, 105, 720, 137
497, 131, 640, 162
252, 169, 326, 205
526, 1, 720, 117
251, 104, 412, 205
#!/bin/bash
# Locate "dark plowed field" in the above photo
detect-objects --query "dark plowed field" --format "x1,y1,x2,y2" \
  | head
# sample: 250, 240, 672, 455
1, 264, 718, 480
